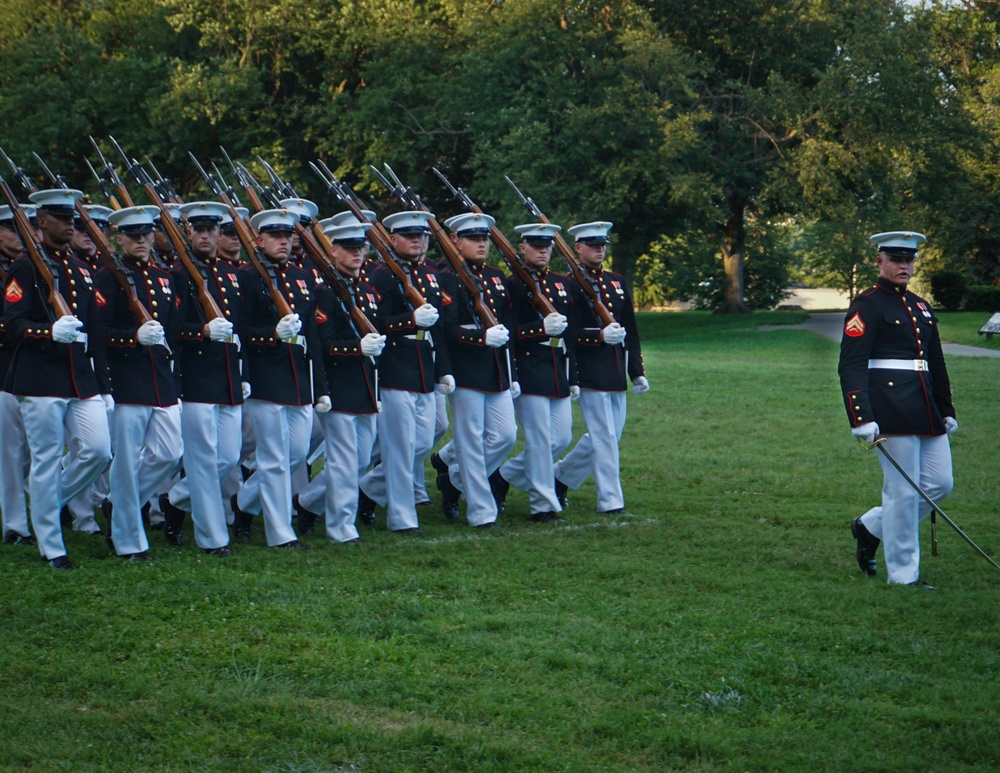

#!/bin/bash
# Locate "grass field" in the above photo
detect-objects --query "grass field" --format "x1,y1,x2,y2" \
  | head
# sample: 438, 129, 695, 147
1, 311, 997, 772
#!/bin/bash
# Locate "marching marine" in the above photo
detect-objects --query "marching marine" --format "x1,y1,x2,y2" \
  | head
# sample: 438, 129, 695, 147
839, 231, 956, 586
4, 188, 113, 569
554, 222, 648, 516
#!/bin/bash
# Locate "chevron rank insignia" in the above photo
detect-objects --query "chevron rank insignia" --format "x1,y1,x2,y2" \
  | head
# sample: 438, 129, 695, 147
844, 312, 865, 338
5, 279, 23, 303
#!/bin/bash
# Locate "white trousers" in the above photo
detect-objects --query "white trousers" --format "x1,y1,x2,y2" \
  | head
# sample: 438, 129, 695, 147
413, 391, 449, 502
360, 388, 435, 531
298, 412, 377, 542
237, 400, 312, 546
859, 434, 953, 585
19, 395, 111, 560
502, 394, 573, 514
169, 402, 242, 550
0, 391, 30, 538
108, 404, 183, 555
447, 388, 517, 526
221, 408, 256, 523
555, 389, 627, 512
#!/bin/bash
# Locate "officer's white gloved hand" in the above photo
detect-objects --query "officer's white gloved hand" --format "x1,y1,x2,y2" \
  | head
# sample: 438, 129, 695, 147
360, 332, 386, 357
601, 322, 626, 346
413, 303, 439, 329
315, 395, 332, 414
944, 416, 958, 435
436, 374, 456, 395
102, 394, 115, 414
275, 313, 302, 341
632, 376, 650, 395
543, 312, 568, 337
241, 382, 252, 400
136, 320, 165, 346
569, 385, 580, 400
52, 315, 83, 343
509, 381, 521, 399
851, 422, 880, 443
485, 324, 509, 348
207, 317, 233, 342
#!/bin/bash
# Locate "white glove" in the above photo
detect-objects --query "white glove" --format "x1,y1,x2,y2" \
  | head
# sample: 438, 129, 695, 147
852, 422, 879, 443
413, 303, 439, 328
484, 324, 509, 348
360, 333, 386, 357
436, 374, 456, 395
136, 320, 165, 346
944, 416, 958, 435
207, 317, 233, 342
52, 315, 83, 344
102, 394, 115, 414
241, 382, 252, 400
569, 385, 580, 400
632, 376, 650, 395
509, 381, 521, 399
601, 322, 626, 346
275, 313, 302, 341
315, 395, 332, 413
543, 312, 568, 337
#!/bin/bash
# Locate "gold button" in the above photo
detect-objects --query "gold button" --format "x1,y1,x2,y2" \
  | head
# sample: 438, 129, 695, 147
152, 301, 157, 307
895, 320, 900, 325
888, 381, 894, 387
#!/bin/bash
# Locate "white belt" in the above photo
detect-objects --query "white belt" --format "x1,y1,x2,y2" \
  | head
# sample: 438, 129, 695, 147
868, 358, 928, 371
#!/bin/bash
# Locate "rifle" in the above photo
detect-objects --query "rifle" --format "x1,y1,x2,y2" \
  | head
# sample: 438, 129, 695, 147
505, 176, 615, 327
189, 151, 293, 321
233, 157, 378, 337
89, 136, 135, 208
31, 152, 157, 334
373, 164, 498, 329
309, 160, 426, 310
109, 136, 226, 326
0, 147, 73, 318
432, 167, 557, 319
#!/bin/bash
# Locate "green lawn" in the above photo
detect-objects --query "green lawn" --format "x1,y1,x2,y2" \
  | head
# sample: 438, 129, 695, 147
1, 311, 997, 771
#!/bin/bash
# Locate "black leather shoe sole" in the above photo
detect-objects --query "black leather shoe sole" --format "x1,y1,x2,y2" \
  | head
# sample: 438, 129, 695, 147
851, 517, 879, 577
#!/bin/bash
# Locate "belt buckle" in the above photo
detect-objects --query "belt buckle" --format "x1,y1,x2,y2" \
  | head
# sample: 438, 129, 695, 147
915, 360, 928, 371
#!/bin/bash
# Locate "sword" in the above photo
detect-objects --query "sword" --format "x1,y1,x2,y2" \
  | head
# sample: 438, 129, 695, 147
862, 436, 1000, 572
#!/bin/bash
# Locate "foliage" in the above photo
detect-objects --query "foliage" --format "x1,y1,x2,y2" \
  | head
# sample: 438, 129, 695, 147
930, 268, 969, 311
964, 284, 1000, 312
4, 0, 1000, 307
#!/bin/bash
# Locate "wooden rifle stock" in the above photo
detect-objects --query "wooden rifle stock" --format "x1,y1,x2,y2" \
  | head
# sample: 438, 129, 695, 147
0, 178, 73, 318
373, 165, 496, 327
505, 177, 615, 327
432, 168, 556, 318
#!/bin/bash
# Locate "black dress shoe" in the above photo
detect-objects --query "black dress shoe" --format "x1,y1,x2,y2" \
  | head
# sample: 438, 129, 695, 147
555, 477, 569, 508
159, 493, 186, 546
600, 507, 635, 517
231, 494, 253, 543
415, 499, 432, 508
357, 490, 377, 527
430, 452, 448, 477
438, 472, 460, 520
530, 511, 564, 523
4, 532, 36, 546
392, 527, 423, 536
100, 498, 116, 554
292, 494, 319, 534
204, 546, 235, 557
851, 517, 879, 577
122, 551, 154, 563
275, 539, 310, 551
907, 579, 936, 590
489, 470, 509, 515
47, 555, 76, 570
475, 521, 499, 530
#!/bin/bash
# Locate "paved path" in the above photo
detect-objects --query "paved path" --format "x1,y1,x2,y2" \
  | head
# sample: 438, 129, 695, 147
758, 313, 1000, 358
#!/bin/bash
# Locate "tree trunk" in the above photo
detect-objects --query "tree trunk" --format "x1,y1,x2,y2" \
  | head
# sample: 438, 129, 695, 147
715, 198, 750, 314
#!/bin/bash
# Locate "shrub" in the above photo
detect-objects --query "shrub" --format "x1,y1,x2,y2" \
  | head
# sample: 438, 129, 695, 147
963, 284, 1000, 312
929, 269, 968, 311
